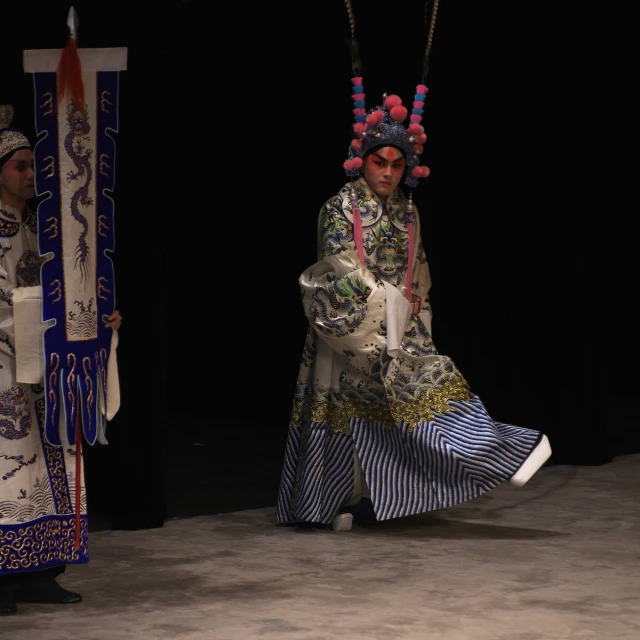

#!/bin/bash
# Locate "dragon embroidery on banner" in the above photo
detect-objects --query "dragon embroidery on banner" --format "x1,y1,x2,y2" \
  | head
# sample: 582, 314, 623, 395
64, 102, 92, 284
24, 31, 126, 451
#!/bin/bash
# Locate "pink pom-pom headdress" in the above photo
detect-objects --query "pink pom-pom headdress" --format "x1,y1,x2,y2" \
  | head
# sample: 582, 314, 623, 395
342, 0, 440, 188
342, 0, 441, 303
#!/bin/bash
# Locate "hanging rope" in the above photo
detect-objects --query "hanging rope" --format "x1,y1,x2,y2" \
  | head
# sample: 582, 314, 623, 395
422, 0, 441, 83
343, 0, 362, 76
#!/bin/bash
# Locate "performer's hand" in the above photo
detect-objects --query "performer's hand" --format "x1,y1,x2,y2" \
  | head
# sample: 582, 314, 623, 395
104, 310, 122, 330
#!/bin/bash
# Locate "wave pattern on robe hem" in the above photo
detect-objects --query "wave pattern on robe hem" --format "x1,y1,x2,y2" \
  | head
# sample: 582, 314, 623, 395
277, 394, 540, 524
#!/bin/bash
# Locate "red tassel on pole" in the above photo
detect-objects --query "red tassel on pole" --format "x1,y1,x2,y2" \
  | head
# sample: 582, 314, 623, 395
57, 7, 84, 109
57, 38, 84, 109
74, 404, 83, 550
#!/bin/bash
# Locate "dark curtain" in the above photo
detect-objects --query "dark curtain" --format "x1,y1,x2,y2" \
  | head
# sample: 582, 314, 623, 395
3, 0, 636, 528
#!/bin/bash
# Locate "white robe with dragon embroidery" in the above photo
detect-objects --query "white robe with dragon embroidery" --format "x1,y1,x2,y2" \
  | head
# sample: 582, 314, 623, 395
0, 200, 89, 577
277, 179, 545, 524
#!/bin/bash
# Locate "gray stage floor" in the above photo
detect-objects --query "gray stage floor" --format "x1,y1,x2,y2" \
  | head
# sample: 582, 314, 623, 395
3, 454, 639, 640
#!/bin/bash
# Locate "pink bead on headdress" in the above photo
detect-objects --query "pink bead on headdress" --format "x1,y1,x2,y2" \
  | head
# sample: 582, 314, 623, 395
342, 0, 440, 188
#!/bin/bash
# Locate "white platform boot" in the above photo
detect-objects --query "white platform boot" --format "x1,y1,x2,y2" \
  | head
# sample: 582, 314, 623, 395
331, 512, 354, 532
510, 434, 552, 487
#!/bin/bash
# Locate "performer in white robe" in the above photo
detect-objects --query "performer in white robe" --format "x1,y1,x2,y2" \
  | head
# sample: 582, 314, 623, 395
0, 106, 121, 616
276, 78, 552, 531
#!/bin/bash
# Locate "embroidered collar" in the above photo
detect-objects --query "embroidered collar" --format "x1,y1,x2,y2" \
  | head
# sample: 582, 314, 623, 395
350, 178, 411, 231
353, 177, 405, 209
0, 201, 36, 237
0, 201, 21, 222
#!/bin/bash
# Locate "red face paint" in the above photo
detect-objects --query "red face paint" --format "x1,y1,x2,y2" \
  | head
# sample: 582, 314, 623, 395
362, 146, 405, 201
380, 147, 403, 163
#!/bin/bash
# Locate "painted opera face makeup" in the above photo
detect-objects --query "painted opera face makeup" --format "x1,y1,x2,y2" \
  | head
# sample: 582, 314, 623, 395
362, 146, 405, 202
0, 149, 35, 210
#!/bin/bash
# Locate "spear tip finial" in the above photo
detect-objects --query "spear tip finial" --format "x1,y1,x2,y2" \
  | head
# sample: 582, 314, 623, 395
67, 6, 79, 40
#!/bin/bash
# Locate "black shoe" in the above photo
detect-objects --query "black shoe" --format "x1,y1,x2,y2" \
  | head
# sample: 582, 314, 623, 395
14, 577, 82, 605
351, 498, 377, 524
0, 587, 17, 616
294, 520, 328, 530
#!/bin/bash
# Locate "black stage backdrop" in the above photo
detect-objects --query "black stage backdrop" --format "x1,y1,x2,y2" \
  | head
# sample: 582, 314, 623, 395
2, 1, 636, 530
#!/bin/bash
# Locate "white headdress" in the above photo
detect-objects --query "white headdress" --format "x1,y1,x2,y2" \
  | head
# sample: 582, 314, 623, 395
0, 105, 31, 166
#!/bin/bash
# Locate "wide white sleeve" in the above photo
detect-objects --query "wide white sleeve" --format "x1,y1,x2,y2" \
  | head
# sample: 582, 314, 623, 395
383, 280, 412, 357
12, 286, 48, 384
300, 197, 412, 375
106, 328, 120, 420
0, 264, 18, 358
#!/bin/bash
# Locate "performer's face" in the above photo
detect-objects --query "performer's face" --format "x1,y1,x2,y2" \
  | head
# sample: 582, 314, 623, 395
362, 146, 405, 201
0, 149, 35, 209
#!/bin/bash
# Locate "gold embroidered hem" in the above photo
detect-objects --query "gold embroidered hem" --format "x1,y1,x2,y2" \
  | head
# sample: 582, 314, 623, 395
0, 514, 89, 573
388, 374, 471, 431
291, 372, 470, 434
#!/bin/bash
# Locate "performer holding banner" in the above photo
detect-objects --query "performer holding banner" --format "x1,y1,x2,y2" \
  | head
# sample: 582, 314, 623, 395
0, 7, 125, 616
